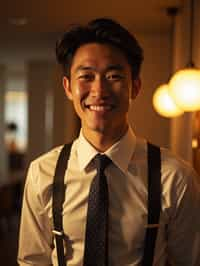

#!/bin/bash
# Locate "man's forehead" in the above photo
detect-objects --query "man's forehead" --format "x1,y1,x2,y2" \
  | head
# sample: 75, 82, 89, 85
73, 43, 127, 61
70, 43, 130, 73
73, 63, 126, 73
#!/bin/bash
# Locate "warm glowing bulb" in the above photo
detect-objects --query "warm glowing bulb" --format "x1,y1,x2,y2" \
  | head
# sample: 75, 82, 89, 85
192, 138, 198, 148
153, 84, 184, 117
169, 68, 200, 111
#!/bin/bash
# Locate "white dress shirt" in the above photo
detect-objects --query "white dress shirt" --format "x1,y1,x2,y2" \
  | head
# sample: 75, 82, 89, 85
18, 127, 200, 266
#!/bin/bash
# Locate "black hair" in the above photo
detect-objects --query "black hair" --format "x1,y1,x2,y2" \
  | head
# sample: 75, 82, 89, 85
56, 18, 143, 79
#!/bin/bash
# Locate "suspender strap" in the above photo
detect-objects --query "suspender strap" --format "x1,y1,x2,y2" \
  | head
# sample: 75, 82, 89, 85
53, 142, 161, 266
52, 143, 72, 266
141, 142, 161, 266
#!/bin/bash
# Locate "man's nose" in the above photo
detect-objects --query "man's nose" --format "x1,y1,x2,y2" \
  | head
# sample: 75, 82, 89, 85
90, 77, 109, 97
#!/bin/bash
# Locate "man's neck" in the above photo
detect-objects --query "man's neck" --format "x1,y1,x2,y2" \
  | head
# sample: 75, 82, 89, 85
82, 125, 128, 152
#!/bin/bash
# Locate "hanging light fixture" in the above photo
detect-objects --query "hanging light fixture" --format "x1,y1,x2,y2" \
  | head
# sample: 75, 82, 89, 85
153, 7, 184, 117
169, 0, 200, 111
153, 84, 184, 117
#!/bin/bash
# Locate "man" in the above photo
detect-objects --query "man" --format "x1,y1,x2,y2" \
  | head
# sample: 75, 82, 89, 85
18, 18, 200, 265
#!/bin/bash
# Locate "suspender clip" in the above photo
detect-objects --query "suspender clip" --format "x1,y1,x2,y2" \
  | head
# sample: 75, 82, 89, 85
52, 229, 64, 236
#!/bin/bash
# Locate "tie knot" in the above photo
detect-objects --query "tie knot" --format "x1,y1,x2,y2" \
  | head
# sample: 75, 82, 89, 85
95, 154, 111, 172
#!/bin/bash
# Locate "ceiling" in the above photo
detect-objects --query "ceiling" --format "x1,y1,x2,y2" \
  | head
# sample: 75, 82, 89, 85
1, 0, 182, 35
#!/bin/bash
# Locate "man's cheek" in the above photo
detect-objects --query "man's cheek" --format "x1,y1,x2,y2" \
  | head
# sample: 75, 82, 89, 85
74, 84, 88, 100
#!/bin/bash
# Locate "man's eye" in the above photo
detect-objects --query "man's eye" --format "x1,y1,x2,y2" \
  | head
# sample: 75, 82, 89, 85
106, 74, 124, 80
78, 74, 94, 81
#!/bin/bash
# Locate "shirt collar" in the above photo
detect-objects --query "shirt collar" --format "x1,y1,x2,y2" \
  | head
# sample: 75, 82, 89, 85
76, 127, 136, 173
77, 130, 99, 171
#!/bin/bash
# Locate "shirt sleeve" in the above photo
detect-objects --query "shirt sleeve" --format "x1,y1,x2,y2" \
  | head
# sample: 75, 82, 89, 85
167, 168, 200, 266
17, 162, 53, 266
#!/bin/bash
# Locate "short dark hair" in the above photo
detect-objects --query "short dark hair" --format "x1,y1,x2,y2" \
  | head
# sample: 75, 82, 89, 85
56, 18, 143, 79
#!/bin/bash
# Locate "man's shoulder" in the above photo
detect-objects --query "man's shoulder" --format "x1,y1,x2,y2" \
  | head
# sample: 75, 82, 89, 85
26, 146, 64, 186
25, 142, 77, 196
159, 146, 200, 190
160, 146, 193, 174
135, 138, 196, 176
29, 140, 77, 175
31, 145, 64, 167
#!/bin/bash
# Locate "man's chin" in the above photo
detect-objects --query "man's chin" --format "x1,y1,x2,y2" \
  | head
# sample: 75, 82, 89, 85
85, 122, 109, 135
90, 126, 108, 134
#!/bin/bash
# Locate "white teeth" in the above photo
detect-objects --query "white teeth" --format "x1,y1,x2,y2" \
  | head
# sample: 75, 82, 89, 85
89, 105, 111, 111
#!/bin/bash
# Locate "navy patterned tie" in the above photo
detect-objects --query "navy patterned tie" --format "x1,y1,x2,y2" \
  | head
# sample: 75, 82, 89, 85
83, 154, 111, 266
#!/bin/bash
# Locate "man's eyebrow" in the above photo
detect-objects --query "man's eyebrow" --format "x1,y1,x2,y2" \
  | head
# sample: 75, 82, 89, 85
106, 64, 125, 71
75, 65, 96, 72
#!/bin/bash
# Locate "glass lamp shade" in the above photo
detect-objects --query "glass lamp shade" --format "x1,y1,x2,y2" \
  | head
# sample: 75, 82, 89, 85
153, 84, 184, 117
169, 68, 200, 111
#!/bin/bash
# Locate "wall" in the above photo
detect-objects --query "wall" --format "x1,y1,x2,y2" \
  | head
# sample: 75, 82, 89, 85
27, 61, 55, 162
170, 0, 200, 162
195, 0, 200, 67
129, 31, 171, 148
0, 65, 7, 182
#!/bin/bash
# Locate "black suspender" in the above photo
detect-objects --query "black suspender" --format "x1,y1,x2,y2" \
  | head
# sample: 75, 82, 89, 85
52, 143, 72, 266
52, 142, 161, 266
142, 142, 161, 266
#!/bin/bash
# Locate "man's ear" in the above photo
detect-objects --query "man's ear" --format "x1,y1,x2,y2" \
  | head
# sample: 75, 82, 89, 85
131, 78, 141, 100
63, 76, 73, 101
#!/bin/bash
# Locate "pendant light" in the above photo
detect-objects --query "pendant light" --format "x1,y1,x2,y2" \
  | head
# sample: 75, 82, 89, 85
153, 84, 184, 117
169, 0, 200, 111
153, 7, 184, 117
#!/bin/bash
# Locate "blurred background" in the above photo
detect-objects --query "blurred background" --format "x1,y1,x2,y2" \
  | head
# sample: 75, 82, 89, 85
1, 0, 200, 265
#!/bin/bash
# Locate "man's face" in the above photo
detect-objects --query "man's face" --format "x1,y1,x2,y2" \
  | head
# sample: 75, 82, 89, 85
63, 43, 140, 137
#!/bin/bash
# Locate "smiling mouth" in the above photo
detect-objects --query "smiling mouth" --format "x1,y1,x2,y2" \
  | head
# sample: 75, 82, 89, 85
88, 105, 113, 111
84, 102, 115, 112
